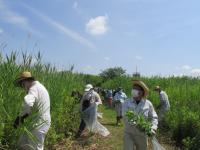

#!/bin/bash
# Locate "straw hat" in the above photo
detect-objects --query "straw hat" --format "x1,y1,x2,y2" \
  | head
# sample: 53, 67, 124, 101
133, 80, 149, 97
154, 85, 161, 91
84, 84, 93, 92
15, 71, 35, 87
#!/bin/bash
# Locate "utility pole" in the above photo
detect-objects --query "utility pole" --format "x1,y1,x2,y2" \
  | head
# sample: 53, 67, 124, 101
133, 65, 140, 77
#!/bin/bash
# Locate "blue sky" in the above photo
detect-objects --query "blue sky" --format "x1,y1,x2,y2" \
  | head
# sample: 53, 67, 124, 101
0, 0, 200, 76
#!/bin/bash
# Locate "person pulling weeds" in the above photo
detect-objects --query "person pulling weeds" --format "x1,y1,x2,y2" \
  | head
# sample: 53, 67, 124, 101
14, 71, 51, 150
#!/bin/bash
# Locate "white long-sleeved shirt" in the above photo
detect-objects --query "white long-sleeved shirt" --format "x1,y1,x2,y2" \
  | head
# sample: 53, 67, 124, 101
21, 81, 51, 132
113, 91, 127, 103
159, 91, 170, 111
122, 98, 158, 135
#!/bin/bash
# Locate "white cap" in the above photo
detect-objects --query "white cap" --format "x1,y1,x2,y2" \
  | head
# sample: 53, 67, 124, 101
85, 84, 93, 92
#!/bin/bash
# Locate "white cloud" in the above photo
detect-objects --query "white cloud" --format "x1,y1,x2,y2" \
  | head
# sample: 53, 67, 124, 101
181, 65, 191, 70
0, 0, 43, 37
104, 57, 110, 61
135, 55, 143, 60
22, 3, 95, 49
191, 69, 200, 77
73, 1, 78, 9
86, 15, 108, 36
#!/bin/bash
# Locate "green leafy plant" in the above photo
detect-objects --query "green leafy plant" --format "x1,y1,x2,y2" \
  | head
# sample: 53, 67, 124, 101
125, 110, 153, 137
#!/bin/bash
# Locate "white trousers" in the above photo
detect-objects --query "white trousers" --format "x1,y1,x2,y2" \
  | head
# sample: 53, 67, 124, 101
124, 132, 148, 150
17, 130, 46, 150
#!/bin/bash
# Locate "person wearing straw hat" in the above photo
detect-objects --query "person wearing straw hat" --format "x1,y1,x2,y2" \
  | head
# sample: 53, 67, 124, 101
13, 71, 51, 150
122, 80, 158, 150
154, 86, 170, 122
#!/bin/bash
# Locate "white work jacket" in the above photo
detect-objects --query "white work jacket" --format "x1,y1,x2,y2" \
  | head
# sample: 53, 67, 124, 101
123, 98, 158, 135
21, 81, 51, 132
159, 91, 170, 111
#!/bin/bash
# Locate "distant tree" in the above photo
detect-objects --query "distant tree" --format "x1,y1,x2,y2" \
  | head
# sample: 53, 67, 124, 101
99, 67, 126, 80
84, 74, 102, 87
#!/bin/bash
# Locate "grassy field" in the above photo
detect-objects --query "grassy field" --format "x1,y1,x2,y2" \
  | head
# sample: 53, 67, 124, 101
1, 51, 200, 149
54, 105, 179, 150
54, 106, 123, 150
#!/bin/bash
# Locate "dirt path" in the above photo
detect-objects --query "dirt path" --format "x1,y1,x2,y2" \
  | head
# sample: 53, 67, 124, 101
54, 106, 179, 150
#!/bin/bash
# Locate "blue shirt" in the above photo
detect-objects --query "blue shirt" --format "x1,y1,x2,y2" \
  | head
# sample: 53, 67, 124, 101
113, 91, 127, 103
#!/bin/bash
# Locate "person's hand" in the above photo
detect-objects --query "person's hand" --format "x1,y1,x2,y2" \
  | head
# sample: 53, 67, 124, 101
13, 116, 20, 129
151, 128, 157, 135
13, 114, 29, 129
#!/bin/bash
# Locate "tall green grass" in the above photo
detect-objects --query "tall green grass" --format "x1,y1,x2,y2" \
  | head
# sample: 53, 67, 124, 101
0, 51, 95, 149
101, 75, 200, 149
1, 51, 200, 149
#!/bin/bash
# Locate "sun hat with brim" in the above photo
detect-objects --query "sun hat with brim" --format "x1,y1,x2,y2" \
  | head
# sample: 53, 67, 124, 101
154, 85, 161, 91
85, 84, 93, 92
132, 80, 149, 97
15, 71, 35, 87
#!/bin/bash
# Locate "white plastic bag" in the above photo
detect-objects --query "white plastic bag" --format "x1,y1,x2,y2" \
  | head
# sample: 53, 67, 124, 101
97, 112, 103, 119
82, 103, 110, 137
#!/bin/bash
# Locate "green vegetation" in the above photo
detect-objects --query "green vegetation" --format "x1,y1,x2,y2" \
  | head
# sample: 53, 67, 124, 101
125, 110, 153, 137
101, 76, 200, 149
0, 51, 200, 149
99, 67, 126, 80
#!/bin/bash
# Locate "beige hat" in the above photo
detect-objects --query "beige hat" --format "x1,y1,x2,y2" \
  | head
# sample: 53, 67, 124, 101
15, 71, 35, 87
154, 85, 161, 91
84, 84, 93, 92
133, 80, 149, 97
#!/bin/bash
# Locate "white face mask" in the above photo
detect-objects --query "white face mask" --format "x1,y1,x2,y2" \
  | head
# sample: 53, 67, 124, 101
131, 89, 139, 98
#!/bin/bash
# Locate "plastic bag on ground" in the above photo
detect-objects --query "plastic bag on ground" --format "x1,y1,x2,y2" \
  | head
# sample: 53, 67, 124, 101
82, 103, 110, 137
97, 112, 103, 119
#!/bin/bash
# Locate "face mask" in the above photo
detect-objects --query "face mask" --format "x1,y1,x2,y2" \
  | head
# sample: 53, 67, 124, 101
131, 89, 139, 98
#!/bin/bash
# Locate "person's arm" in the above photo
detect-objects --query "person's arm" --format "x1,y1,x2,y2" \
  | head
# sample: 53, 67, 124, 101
157, 93, 164, 109
14, 88, 37, 129
123, 93, 128, 102
149, 103, 158, 132
21, 94, 36, 116
95, 93, 102, 105
159, 92, 168, 108
13, 113, 29, 129
161, 93, 167, 102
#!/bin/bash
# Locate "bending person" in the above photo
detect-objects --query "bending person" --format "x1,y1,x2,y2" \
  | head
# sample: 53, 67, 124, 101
75, 84, 109, 138
14, 71, 51, 150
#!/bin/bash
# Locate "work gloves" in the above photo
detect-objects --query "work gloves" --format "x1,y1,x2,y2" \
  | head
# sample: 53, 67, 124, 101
13, 116, 22, 129
13, 114, 29, 129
